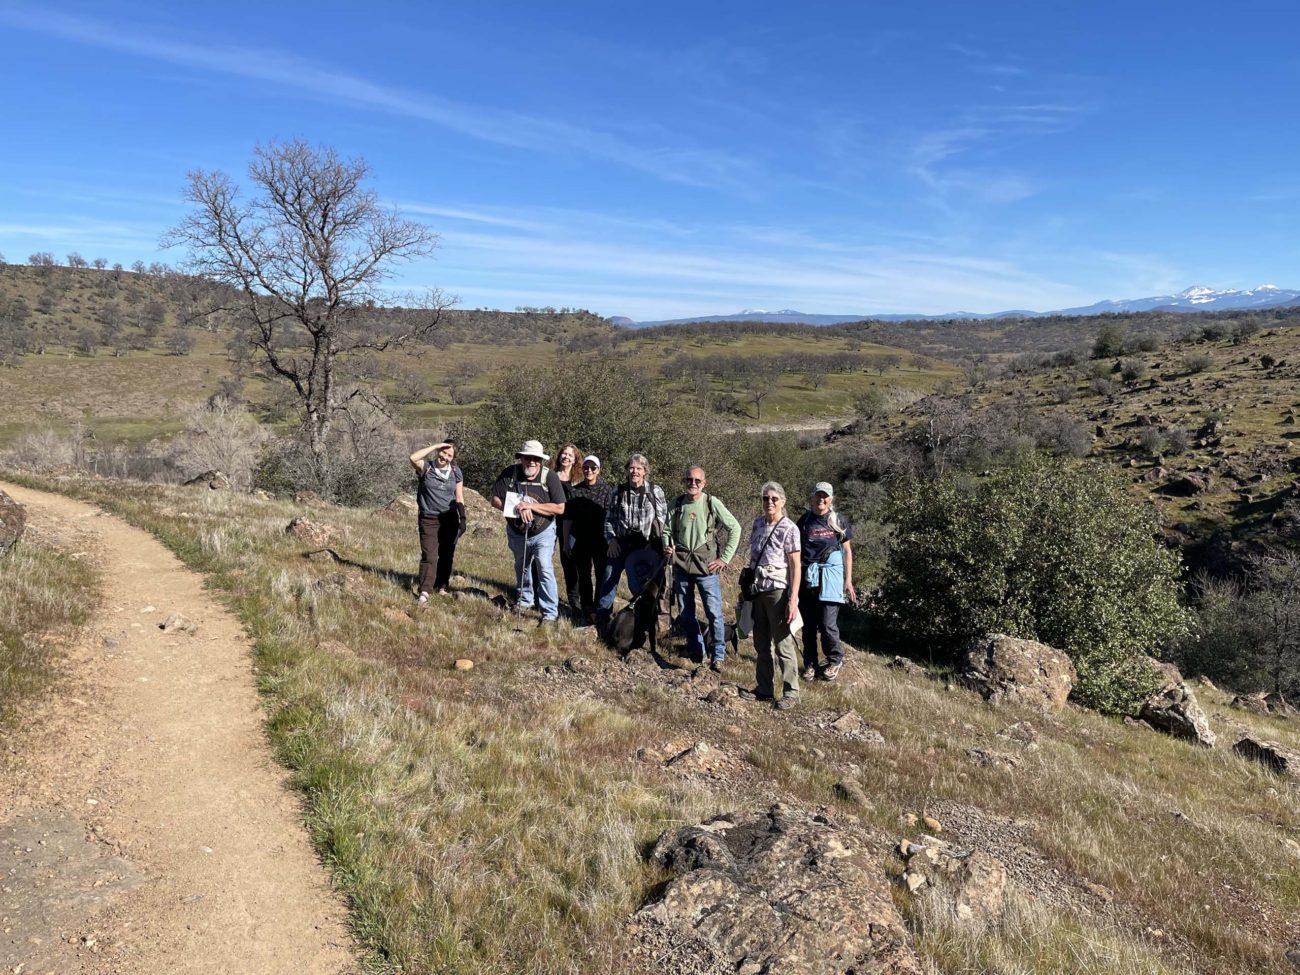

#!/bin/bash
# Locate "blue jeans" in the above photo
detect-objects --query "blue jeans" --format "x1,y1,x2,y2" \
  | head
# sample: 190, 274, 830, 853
673, 570, 726, 662
506, 523, 559, 620
596, 545, 656, 624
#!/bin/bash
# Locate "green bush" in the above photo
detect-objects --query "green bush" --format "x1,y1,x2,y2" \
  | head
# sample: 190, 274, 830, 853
880, 459, 1186, 713
453, 356, 755, 505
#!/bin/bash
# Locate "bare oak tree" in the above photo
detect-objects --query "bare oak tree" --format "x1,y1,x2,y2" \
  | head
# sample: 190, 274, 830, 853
164, 140, 446, 494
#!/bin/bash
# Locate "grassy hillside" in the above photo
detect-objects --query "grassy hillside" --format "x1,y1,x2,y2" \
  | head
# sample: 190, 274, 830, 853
846, 322, 1300, 560
8, 473, 1297, 974
0, 263, 958, 445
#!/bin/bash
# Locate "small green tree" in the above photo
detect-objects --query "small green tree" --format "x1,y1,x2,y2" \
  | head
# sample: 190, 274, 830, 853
880, 458, 1186, 713
1092, 322, 1127, 359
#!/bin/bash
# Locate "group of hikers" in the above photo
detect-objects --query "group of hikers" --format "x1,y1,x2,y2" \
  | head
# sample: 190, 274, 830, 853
409, 438, 857, 710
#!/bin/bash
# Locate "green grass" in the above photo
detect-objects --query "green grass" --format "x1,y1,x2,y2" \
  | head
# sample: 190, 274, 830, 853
8, 473, 1298, 974
0, 519, 98, 726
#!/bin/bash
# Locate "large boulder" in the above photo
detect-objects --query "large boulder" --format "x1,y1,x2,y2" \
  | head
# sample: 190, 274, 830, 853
1138, 660, 1216, 748
182, 469, 231, 490
1234, 737, 1300, 779
0, 490, 26, 558
373, 494, 418, 521
1230, 692, 1296, 718
958, 634, 1076, 713
638, 805, 921, 975
284, 517, 337, 547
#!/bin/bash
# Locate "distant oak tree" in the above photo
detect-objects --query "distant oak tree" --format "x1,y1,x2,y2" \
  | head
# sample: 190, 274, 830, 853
165, 139, 447, 496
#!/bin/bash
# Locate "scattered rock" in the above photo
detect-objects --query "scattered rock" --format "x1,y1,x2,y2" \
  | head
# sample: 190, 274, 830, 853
958, 634, 1076, 713
453, 658, 474, 671
832, 780, 873, 808
0, 490, 26, 558
304, 548, 342, 563
285, 517, 337, 546
996, 722, 1040, 746
1138, 659, 1216, 748
966, 747, 1021, 770
182, 469, 231, 490
704, 684, 739, 705
888, 655, 924, 676
158, 613, 197, 634
373, 495, 418, 521
641, 806, 922, 974
565, 655, 593, 674
1166, 472, 1212, 496
453, 587, 493, 603
923, 816, 943, 833
807, 708, 886, 744
1234, 737, 1299, 778
1196, 675, 1219, 692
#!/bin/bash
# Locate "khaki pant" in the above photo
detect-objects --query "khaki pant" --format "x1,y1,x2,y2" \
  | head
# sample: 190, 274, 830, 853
753, 588, 800, 700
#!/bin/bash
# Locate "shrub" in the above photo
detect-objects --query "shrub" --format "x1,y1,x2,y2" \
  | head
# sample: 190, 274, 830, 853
1138, 427, 1166, 455
1181, 352, 1213, 374
1092, 323, 1127, 359
170, 397, 269, 492
880, 459, 1186, 713
1164, 426, 1192, 455
1119, 358, 1148, 384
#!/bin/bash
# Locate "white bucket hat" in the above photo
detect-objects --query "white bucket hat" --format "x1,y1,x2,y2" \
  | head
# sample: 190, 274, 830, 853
515, 439, 550, 461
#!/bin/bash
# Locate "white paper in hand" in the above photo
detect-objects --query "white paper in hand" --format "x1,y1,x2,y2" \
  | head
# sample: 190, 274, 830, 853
502, 491, 522, 518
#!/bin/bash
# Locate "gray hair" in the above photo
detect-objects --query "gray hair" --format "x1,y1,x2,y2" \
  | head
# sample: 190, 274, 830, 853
626, 452, 650, 472
760, 480, 786, 501
683, 463, 705, 479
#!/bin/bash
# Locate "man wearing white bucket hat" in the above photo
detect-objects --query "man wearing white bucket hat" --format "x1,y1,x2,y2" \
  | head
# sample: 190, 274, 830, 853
490, 439, 567, 624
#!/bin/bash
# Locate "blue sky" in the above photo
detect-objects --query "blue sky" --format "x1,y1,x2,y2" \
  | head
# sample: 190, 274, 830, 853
2, 1, 1299, 320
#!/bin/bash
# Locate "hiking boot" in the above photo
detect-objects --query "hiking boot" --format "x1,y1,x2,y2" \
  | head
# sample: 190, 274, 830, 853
738, 688, 774, 702
800, 665, 817, 681
709, 660, 723, 674
820, 661, 843, 682
774, 695, 798, 711
417, 591, 430, 605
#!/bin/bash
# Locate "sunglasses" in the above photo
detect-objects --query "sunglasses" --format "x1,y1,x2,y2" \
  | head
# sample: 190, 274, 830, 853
682, 477, 704, 484
761, 495, 781, 503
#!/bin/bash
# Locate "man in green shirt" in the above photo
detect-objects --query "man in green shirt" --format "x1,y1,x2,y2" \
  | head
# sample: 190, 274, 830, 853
663, 464, 741, 670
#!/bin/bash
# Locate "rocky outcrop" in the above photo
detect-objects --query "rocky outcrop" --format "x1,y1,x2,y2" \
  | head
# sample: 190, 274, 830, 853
182, 469, 231, 490
1230, 692, 1296, 718
284, 517, 337, 546
900, 842, 1008, 926
638, 805, 921, 974
373, 494, 418, 520
958, 634, 1076, 713
0, 490, 25, 558
1233, 737, 1300, 779
1138, 660, 1216, 748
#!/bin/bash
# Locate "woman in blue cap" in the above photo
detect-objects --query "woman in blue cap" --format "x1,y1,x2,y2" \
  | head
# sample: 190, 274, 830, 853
796, 481, 856, 681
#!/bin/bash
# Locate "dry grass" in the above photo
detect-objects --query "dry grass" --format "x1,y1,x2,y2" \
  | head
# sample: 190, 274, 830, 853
7, 473, 1300, 973
0, 525, 98, 726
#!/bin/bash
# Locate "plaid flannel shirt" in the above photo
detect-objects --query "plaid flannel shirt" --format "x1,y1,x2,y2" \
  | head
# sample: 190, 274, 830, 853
604, 481, 667, 543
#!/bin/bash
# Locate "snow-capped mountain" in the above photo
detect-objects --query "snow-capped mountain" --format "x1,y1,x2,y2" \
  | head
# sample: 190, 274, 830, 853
621, 284, 1300, 328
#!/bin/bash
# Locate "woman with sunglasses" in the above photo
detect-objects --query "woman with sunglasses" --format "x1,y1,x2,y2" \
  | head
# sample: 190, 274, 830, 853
741, 481, 803, 710
566, 455, 614, 625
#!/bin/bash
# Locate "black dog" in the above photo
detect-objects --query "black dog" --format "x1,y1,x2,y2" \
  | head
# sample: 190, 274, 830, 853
609, 563, 667, 656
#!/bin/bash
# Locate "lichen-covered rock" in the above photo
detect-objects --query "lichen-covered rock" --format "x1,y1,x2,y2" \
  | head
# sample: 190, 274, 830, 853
284, 517, 337, 546
373, 494, 418, 520
639, 805, 921, 974
1234, 737, 1300, 779
900, 842, 1008, 927
959, 634, 1076, 713
1139, 659, 1216, 748
0, 490, 25, 558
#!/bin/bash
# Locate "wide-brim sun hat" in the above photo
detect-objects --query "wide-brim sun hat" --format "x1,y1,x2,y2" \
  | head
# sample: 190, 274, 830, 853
515, 439, 550, 461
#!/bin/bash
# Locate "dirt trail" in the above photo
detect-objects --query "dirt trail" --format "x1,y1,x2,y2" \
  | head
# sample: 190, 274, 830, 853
0, 483, 358, 974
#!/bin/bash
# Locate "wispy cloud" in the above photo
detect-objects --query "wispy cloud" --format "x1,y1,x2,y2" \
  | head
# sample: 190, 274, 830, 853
0, 8, 760, 192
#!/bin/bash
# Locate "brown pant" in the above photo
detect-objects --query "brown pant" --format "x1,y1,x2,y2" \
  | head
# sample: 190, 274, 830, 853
418, 513, 459, 593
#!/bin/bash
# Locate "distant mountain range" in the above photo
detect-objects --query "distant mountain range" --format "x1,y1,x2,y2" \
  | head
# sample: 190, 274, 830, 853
617, 284, 1300, 328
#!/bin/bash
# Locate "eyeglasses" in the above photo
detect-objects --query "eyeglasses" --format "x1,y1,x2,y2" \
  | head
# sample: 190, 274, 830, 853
761, 495, 781, 503
683, 477, 704, 485
582, 464, 599, 470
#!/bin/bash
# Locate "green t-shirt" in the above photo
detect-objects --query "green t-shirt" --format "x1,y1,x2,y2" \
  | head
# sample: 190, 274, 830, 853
663, 494, 741, 573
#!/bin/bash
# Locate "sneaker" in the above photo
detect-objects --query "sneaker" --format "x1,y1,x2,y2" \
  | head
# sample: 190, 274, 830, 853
417, 591, 430, 605
800, 665, 817, 681
738, 688, 774, 702
821, 661, 843, 682
774, 695, 798, 711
